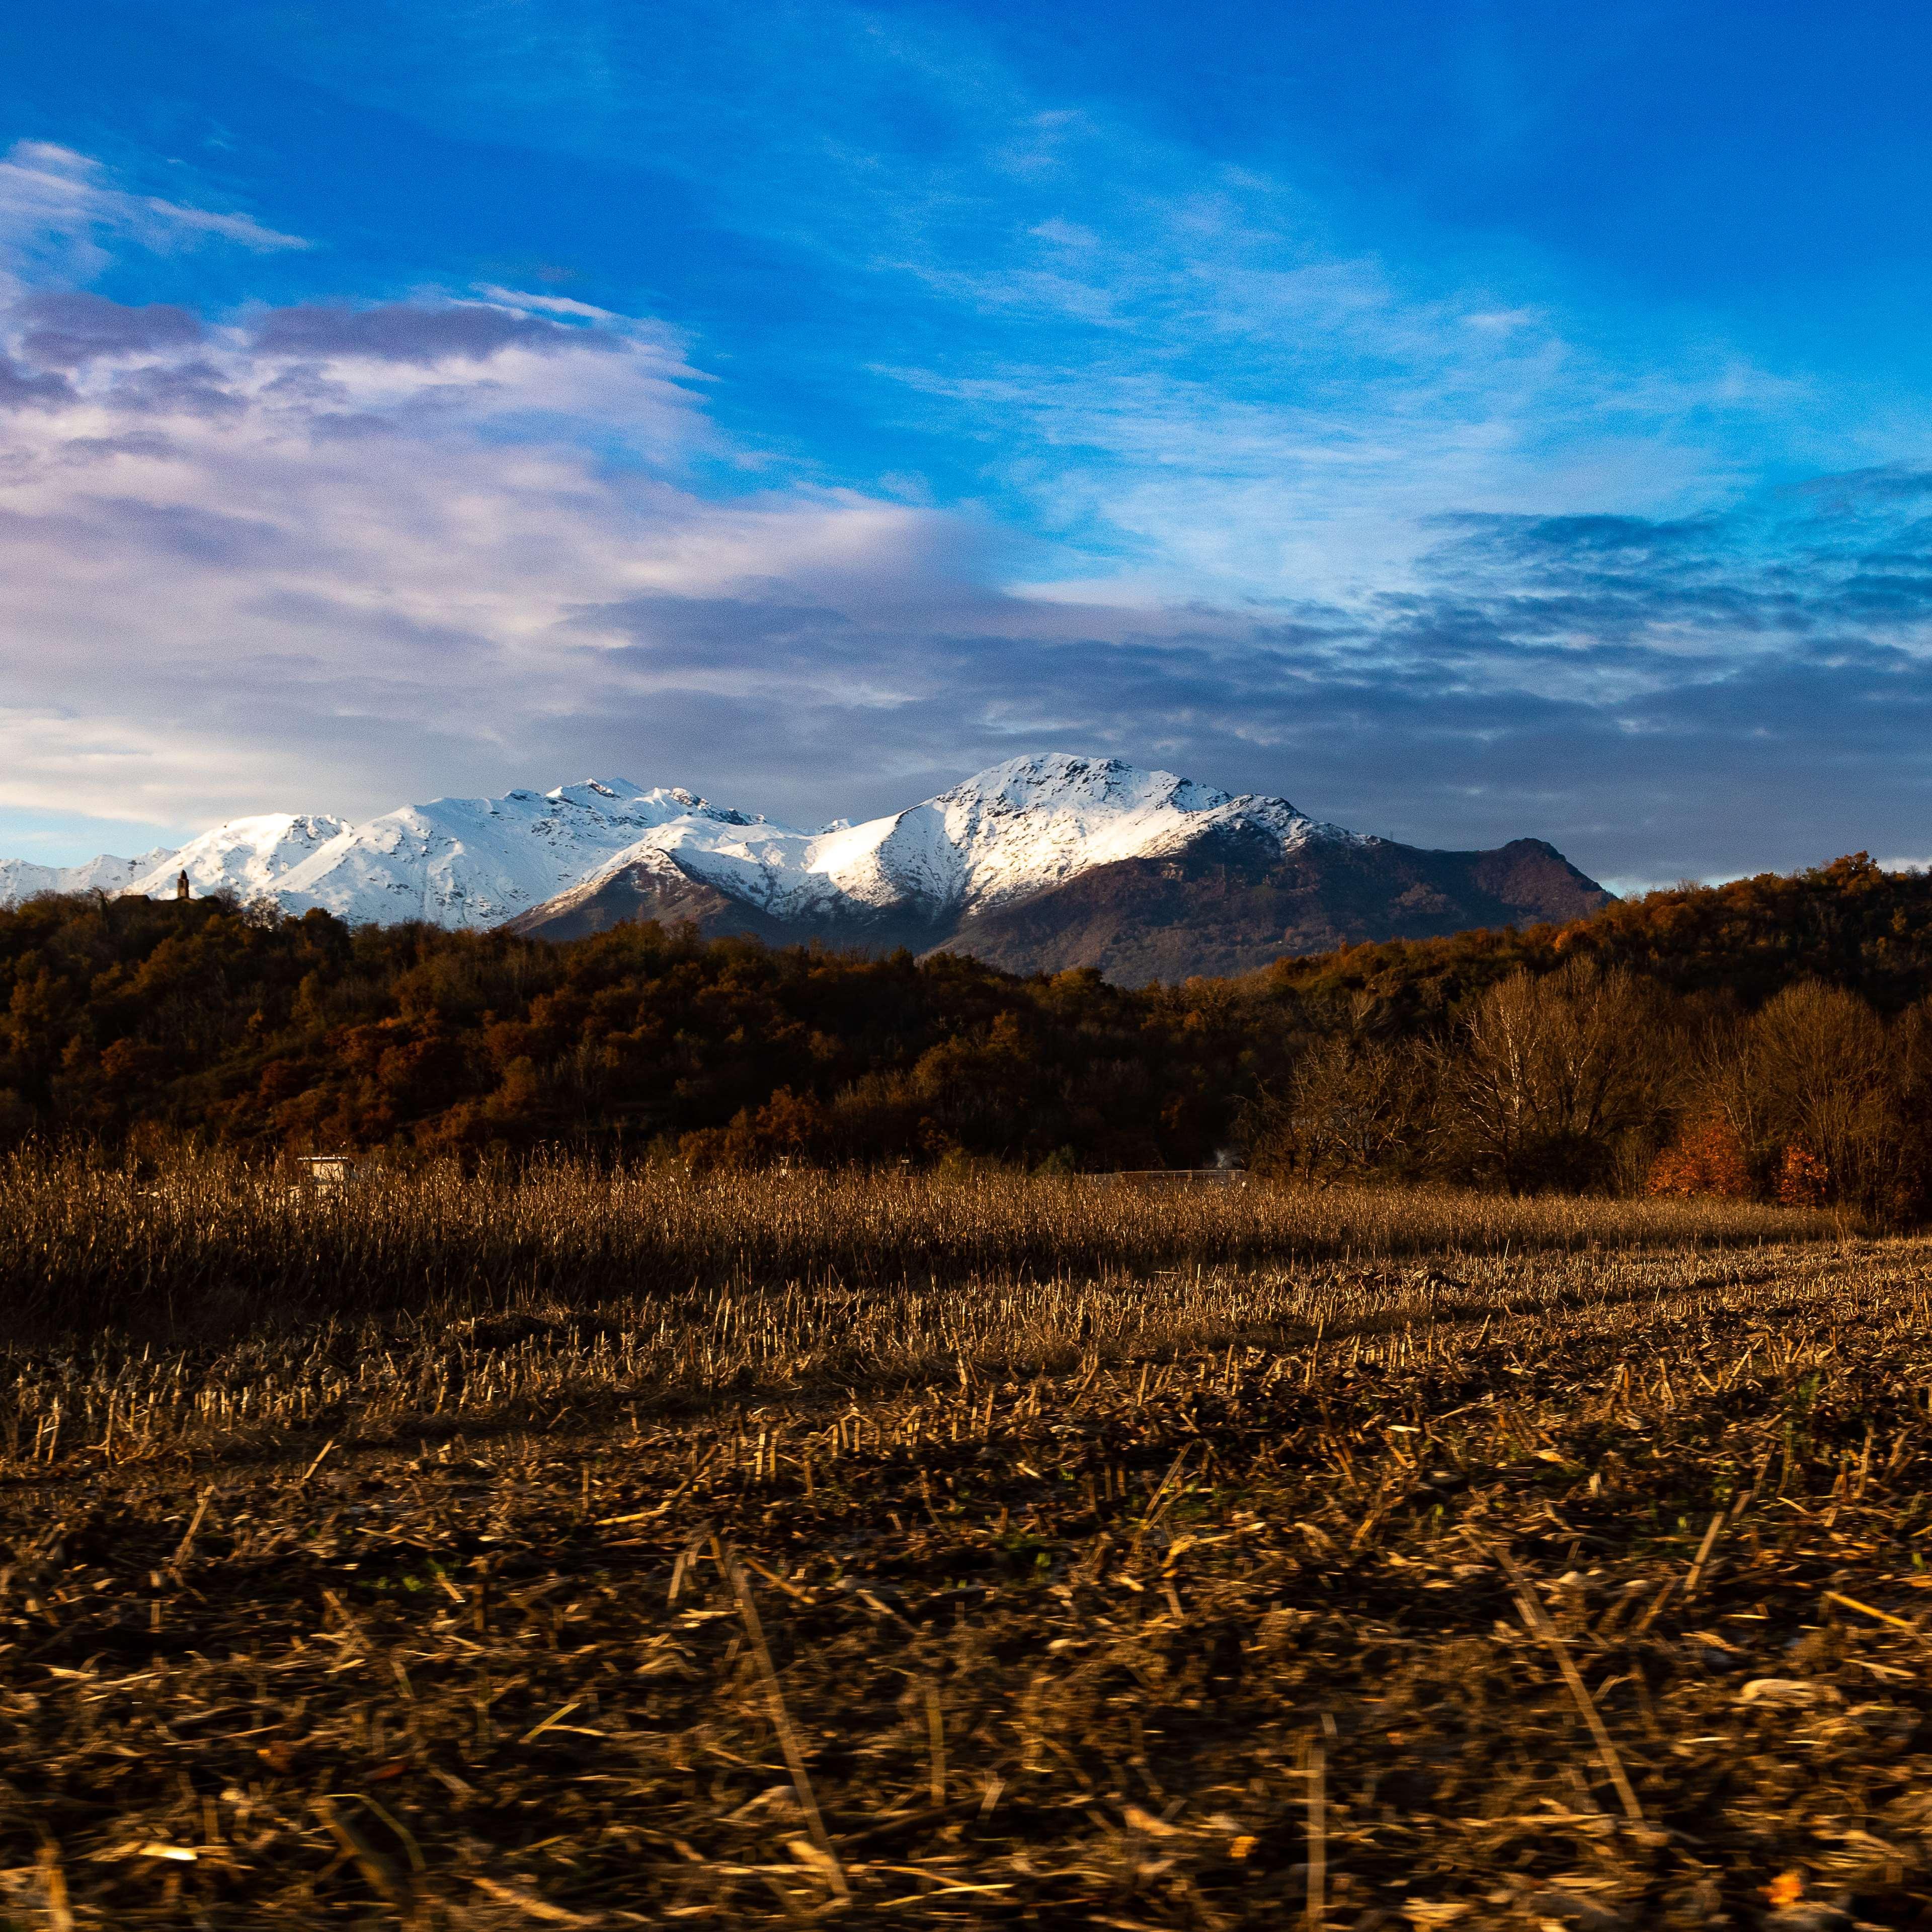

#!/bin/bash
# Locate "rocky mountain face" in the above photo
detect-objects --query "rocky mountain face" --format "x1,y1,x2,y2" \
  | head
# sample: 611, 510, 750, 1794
3, 755, 1613, 982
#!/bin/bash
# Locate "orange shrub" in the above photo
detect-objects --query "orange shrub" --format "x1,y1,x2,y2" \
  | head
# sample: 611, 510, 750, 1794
1777, 1142, 1830, 1208
1647, 1116, 1752, 1198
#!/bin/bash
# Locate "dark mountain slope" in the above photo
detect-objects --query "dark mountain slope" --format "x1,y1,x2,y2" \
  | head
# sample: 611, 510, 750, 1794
501, 853, 950, 952
511, 825, 1612, 983
932, 827, 1613, 983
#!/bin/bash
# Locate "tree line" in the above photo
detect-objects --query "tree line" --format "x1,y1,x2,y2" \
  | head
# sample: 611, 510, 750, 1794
1244, 958, 1932, 1220
4, 851, 1932, 1214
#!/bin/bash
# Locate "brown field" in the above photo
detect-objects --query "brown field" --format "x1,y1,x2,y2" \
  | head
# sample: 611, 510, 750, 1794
2, 1161, 1926, 1927
0, 1150, 1834, 1340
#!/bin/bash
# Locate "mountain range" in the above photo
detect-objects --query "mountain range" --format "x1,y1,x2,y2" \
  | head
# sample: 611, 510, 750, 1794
0, 755, 1613, 982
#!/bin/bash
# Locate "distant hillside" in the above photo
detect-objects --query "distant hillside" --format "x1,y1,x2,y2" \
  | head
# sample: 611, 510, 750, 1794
5, 853, 1930, 1213
1259, 853, 1932, 1020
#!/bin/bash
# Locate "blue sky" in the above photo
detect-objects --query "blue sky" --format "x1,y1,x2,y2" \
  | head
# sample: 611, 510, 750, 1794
4, 2, 1932, 888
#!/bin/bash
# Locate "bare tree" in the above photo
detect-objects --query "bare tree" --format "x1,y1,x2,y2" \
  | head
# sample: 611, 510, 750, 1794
1715, 982, 1894, 1210
1437, 959, 1671, 1191
1245, 1035, 1433, 1183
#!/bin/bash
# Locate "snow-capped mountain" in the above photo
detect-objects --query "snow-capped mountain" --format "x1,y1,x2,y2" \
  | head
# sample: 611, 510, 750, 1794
0, 755, 1613, 982
537, 754, 1360, 932
268, 783, 751, 927
845, 756, 1361, 915
0, 846, 178, 908
125, 814, 350, 904
505, 754, 1609, 976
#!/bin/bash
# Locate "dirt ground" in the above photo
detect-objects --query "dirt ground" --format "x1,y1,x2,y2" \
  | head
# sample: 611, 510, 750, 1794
5, 1241, 1932, 1927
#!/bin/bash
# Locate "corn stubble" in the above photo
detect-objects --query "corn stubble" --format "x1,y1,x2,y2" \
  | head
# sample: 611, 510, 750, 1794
2, 1156, 1926, 1926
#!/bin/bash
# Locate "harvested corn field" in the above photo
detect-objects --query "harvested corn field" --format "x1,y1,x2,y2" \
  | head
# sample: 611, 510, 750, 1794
1, 1172, 1926, 1927
0, 1147, 1827, 1340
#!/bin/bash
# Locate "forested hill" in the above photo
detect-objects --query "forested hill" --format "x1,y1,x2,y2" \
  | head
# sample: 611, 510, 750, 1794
0, 892, 1280, 1170
1262, 854, 1932, 1023
4, 854, 1932, 1196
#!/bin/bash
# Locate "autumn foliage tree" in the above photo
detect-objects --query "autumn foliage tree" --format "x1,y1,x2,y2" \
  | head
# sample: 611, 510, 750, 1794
1646, 1116, 1752, 1199
0, 894, 1296, 1171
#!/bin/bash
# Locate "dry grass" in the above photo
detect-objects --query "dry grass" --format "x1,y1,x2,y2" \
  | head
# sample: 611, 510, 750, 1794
0, 1146, 1826, 1341
2, 1160, 1921, 1928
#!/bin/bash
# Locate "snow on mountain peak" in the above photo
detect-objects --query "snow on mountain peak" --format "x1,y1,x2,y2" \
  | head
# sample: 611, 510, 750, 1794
627, 752, 1344, 922
1, 755, 1356, 931
269, 780, 766, 926
905, 752, 1337, 911
0, 846, 180, 909
126, 813, 352, 902
935, 752, 1233, 820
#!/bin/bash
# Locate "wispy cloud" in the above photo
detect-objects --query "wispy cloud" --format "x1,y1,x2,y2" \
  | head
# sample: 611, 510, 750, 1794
852, 117, 1827, 606
170, 1, 1857, 605
0, 142, 308, 285
0, 254, 970, 831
